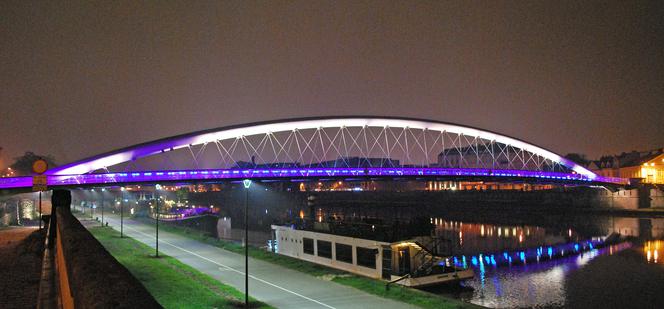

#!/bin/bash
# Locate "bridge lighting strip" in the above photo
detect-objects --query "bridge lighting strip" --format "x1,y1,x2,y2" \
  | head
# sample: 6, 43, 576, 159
0, 168, 626, 190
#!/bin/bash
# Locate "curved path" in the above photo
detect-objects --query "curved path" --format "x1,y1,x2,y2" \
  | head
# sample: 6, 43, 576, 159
91, 214, 419, 309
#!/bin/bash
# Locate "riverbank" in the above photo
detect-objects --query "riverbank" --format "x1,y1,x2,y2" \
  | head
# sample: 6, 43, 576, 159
88, 226, 272, 309
0, 227, 44, 309
146, 219, 481, 309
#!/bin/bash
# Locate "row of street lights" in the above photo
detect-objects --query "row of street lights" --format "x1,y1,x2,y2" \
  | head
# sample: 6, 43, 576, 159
87, 180, 253, 308
88, 187, 129, 239
88, 188, 107, 224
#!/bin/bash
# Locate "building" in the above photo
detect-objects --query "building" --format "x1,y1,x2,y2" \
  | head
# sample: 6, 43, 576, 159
436, 144, 554, 171
315, 157, 400, 168
231, 157, 400, 169
588, 148, 664, 184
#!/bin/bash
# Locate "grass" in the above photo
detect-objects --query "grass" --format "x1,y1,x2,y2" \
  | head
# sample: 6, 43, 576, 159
89, 226, 273, 309
148, 219, 481, 309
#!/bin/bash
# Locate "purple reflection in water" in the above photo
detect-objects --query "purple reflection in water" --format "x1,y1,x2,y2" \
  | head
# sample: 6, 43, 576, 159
458, 243, 631, 308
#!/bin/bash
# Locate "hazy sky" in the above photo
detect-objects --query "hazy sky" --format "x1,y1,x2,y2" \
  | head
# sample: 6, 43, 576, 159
1, 1, 662, 168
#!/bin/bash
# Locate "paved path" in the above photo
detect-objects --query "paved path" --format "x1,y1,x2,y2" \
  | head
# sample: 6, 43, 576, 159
89, 214, 418, 309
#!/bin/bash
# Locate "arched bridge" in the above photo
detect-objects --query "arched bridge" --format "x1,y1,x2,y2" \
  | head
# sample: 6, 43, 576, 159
0, 116, 627, 190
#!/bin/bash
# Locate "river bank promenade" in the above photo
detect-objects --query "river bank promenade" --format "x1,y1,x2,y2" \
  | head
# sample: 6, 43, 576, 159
0, 227, 44, 309
87, 213, 421, 309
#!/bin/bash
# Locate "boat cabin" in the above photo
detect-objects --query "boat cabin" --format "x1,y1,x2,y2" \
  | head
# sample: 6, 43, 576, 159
270, 225, 473, 287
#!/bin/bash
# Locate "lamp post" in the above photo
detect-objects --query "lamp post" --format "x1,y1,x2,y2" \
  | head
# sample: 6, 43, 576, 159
91, 189, 95, 220
243, 179, 252, 308
155, 184, 162, 257
38, 191, 42, 230
101, 188, 105, 226
120, 187, 125, 238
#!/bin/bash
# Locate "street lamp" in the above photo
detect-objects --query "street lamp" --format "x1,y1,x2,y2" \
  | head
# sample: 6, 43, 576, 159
155, 184, 162, 257
90, 188, 95, 220
242, 179, 252, 308
120, 187, 125, 238
101, 188, 106, 226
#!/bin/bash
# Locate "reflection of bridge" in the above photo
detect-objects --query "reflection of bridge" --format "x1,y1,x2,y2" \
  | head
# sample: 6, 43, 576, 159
0, 116, 626, 190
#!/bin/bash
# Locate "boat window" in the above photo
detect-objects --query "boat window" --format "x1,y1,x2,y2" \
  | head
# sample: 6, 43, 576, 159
335, 243, 353, 263
317, 240, 332, 258
303, 238, 314, 255
357, 247, 377, 268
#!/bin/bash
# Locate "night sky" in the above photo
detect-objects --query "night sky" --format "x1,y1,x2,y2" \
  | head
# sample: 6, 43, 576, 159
1, 1, 662, 168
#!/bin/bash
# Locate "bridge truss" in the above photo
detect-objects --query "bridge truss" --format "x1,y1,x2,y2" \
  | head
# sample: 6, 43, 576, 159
0, 116, 626, 189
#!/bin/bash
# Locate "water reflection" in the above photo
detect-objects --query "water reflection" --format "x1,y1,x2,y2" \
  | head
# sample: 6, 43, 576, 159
446, 243, 632, 308
644, 240, 662, 264
426, 215, 663, 308
304, 205, 664, 308
431, 219, 573, 256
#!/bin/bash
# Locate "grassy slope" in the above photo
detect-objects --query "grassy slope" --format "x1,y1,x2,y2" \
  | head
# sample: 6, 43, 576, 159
151, 221, 481, 309
89, 226, 272, 309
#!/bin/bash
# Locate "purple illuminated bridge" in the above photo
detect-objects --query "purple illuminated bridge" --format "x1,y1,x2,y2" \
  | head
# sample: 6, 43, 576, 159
0, 116, 627, 190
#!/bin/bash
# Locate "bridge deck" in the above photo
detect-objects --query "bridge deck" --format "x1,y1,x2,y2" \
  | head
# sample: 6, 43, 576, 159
0, 167, 627, 190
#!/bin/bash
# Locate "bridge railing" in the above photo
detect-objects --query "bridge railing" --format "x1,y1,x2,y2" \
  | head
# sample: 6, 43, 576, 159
1, 167, 629, 190
47, 168, 622, 185
594, 176, 630, 185
0, 175, 31, 188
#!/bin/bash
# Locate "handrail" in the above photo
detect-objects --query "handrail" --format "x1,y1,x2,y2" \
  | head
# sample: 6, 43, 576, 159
37, 216, 57, 309
385, 273, 411, 291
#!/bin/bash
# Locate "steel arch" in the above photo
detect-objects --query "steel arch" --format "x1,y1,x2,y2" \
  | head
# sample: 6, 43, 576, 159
45, 116, 596, 179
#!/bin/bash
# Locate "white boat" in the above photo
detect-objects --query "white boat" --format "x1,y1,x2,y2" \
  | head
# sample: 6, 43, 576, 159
270, 224, 473, 287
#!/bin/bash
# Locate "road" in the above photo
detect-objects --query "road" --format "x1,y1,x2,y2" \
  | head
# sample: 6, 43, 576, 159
89, 214, 418, 309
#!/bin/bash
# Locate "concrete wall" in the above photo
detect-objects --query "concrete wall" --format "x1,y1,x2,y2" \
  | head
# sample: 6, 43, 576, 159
311, 186, 664, 210
651, 188, 664, 208
594, 188, 641, 209
598, 186, 664, 209
55, 205, 161, 308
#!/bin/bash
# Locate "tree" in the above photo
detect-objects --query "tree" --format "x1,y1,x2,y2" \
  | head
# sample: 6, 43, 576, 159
10, 152, 57, 175
564, 153, 590, 166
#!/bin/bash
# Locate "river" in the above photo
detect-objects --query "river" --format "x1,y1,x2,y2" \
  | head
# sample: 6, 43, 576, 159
299, 204, 664, 308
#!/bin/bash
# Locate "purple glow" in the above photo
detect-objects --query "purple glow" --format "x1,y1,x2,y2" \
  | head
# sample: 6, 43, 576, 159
0, 167, 627, 190
454, 239, 629, 268
0, 176, 32, 189
42, 117, 598, 179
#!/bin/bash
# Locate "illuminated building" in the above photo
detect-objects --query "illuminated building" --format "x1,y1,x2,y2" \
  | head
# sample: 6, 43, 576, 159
589, 148, 664, 184
426, 180, 553, 191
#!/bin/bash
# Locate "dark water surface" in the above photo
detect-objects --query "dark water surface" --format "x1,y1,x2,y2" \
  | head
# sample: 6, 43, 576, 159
306, 205, 664, 308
